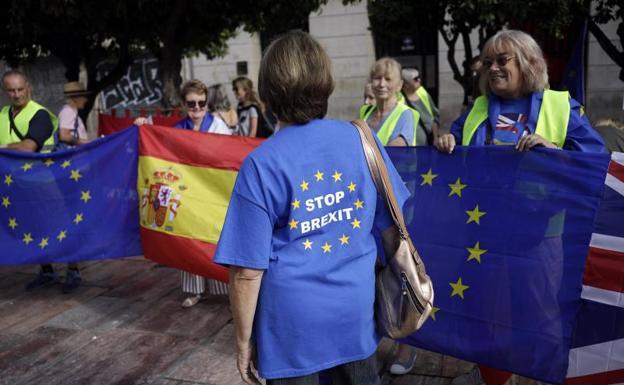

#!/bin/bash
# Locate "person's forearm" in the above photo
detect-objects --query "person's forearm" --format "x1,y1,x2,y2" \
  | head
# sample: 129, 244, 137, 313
249, 117, 258, 137
7, 139, 37, 152
60, 128, 89, 145
229, 267, 264, 350
388, 136, 408, 146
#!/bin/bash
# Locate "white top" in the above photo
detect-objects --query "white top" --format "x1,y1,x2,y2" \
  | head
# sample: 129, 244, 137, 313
209, 116, 232, 135
58, 104, 88, 140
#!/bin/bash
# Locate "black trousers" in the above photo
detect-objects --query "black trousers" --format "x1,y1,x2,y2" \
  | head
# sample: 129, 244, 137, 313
267, 352, 380, 385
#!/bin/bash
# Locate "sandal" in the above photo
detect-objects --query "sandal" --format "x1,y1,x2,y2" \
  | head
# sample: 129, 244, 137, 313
181, 295, 201, 308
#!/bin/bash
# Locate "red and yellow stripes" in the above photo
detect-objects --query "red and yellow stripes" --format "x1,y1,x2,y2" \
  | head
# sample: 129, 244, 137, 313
138, 125, 262, 282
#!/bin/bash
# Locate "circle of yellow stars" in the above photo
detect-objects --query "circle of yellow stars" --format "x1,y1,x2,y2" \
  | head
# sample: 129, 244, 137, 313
2, 158, 90, 249
417, 167, 490, 320
291, 169, 363, 255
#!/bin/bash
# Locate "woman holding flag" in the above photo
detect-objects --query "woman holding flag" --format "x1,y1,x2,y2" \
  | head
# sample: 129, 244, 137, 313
135, 79, 231, 306
435, 29, 605, 385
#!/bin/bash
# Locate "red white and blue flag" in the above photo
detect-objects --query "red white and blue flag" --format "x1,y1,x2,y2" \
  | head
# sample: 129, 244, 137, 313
567, 152, 624, 385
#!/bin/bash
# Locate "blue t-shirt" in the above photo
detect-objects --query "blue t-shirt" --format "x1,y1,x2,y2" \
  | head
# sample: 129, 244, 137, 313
450, 92, 606, 152
492, 95, 531, 145
214, 119, 409, 379
366, 105, 415, 146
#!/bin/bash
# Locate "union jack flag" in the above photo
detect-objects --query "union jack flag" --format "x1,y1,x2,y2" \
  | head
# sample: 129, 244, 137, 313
567, 152, 624, 385
495, 112, 527, 134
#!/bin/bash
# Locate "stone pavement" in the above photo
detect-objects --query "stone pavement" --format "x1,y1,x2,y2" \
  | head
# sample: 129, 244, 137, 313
0, 257, 511, 385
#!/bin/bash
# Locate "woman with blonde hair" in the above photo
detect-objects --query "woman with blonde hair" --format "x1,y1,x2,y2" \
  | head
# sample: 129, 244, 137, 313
436, 29, 605, 385
215, 31, 410, 385
359, 57, 420, 146
436, 29, 604, 154
232, 76, 266, 137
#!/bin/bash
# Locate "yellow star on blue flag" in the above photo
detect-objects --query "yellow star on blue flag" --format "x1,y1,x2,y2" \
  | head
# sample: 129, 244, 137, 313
420, 168, 438, 186
466, 205, 486, 224
450, 277, 469, 299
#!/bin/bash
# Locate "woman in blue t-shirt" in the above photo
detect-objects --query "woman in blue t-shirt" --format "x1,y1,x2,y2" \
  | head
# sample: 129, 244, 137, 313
436, 30, 605, 385
435, 30, 604, 155
359, 57, 419, 146
214, 31, 410, 385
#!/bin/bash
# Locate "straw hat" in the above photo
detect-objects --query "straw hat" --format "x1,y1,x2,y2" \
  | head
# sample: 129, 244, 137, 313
63, 81, 90, 97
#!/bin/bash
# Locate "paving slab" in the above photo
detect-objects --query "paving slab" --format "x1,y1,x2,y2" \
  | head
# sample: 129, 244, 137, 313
389, 374, 452, 385
78, 258, 155, 289
164, 323, 244, 385
0, 326, 94, 385
441, 353, 474, 378
44, 296, 134, 331
0, 286, 108, 335
104, 263, 179, 302
121, 293, 231, 339
12, 328, 198, 385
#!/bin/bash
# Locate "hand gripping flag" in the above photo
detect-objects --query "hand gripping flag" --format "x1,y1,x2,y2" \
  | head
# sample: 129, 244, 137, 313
0, 127, 142, 264
386, 146, 611, 385
137, 125, 260, 282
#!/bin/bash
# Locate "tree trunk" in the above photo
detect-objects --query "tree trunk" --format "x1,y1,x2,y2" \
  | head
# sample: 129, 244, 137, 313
80, 38, 132, 121
440, 26, 471, 107
587, 17, 624, 81
159, 48, 184, 108
460, 27, 474, 107
158, 0, 188, 108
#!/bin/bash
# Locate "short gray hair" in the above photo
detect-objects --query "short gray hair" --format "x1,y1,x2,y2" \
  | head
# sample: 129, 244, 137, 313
401, 68, 420, 82
479, 30, 549, 96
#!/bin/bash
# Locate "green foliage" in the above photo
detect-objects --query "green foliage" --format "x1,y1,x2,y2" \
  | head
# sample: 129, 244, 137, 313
0, 0, 332, 110
367, 0, 623, 99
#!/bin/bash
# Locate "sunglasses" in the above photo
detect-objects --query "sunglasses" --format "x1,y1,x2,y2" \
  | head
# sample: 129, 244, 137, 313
483, 55, 515, 69
185, 100, 207, 108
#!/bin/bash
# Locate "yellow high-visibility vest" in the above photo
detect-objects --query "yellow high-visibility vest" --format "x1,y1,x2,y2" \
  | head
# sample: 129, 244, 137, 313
359, 103, 420, 146
462, 90, 570, 147
0, 100, 58, 152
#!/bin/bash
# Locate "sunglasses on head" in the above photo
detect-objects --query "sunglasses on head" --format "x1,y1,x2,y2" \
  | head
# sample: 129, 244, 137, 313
185, 100, 207, 108
483, 55, 515, 69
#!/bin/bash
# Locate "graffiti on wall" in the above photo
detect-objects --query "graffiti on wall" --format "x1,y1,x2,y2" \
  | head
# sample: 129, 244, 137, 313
98, 58, 163, 111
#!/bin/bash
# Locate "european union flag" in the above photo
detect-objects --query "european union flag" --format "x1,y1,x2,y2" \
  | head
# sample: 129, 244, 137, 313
562, 21, 587, 105
0, 127, 142, 265
387, 146, 610, 384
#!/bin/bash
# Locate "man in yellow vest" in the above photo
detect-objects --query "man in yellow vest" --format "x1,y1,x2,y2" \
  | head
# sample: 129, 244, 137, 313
401, 67, 440, 145
0, 70, 57, 152
0, 70, 81, 293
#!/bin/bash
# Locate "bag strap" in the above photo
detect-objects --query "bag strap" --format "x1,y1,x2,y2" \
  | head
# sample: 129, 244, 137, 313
351, 119, 410, 240
8, 108, 26, 141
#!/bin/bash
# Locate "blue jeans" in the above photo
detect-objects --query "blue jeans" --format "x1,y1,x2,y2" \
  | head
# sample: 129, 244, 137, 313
266, 352, 380, 385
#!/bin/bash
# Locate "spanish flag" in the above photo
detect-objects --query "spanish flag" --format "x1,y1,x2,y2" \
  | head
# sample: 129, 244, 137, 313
138, 125, 261, 282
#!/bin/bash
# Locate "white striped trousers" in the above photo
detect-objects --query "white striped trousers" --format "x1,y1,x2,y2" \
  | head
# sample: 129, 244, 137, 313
180, 271, 228, 295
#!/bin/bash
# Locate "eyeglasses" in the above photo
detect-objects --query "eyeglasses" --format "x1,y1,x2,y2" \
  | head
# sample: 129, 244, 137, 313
483, 55, 515, 69
185, 100, 207, 109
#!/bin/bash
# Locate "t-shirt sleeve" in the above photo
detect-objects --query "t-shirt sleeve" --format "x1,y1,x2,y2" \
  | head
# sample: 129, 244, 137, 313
25, 109, 54, 150
57, 106, 74, 129
249, 106, 259, 119
450, 109, 469, 144
372, 135, 410, 232
214, 158, 274, 269
388, 109, 415, 146
431, 98, 440, 123
563, 99, 606, 153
